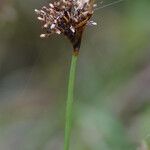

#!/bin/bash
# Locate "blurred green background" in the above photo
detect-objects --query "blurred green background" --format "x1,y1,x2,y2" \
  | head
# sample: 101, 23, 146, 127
0, 0, 150, 149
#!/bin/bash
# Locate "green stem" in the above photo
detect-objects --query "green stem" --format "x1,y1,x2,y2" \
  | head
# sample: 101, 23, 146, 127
64, 54, 78, 150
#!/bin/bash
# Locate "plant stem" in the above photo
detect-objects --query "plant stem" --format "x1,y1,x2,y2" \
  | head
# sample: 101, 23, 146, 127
64, 53, 78, 150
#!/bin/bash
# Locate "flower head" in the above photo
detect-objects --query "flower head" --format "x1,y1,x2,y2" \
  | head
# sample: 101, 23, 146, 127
35, 0, 97, 54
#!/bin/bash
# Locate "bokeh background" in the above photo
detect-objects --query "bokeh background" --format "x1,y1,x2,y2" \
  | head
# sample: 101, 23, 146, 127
0, 0, 150, 149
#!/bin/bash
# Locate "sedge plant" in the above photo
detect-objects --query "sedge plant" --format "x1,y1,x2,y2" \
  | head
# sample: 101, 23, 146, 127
35, 0, 96, 150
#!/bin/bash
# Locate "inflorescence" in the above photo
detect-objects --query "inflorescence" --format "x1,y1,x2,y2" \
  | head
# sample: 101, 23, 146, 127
35, 0, 97, 53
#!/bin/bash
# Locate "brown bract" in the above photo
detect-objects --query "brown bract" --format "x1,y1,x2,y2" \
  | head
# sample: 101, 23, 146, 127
35, 0, 97, 54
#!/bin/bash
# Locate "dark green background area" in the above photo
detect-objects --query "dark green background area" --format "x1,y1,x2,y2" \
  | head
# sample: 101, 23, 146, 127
0, 0, 150, 149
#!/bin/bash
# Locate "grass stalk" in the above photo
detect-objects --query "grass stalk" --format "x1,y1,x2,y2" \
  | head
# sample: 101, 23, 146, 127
64, 53, 78, 150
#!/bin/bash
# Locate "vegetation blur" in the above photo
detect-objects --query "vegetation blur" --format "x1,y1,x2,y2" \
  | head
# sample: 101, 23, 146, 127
0, 0, 150, 149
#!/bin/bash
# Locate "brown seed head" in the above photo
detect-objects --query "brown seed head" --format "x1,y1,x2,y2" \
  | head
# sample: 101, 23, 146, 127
35, 0, 97, 53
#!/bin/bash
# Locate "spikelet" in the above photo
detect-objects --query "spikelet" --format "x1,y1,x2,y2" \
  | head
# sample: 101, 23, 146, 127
35, 0, 97, 52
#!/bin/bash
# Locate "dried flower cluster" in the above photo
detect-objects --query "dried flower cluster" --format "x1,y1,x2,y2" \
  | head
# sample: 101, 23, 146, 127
35, 0, 97, 53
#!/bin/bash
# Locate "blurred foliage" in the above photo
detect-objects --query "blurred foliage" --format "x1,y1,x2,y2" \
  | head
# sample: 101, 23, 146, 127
0, 0, 150, 149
